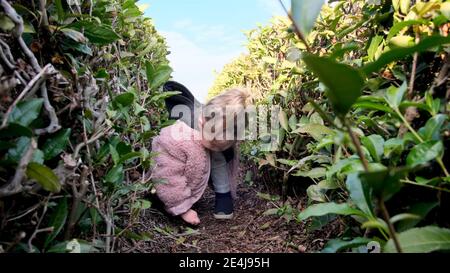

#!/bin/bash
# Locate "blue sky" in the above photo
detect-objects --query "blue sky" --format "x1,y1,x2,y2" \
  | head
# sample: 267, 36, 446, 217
139, 0, 288, 102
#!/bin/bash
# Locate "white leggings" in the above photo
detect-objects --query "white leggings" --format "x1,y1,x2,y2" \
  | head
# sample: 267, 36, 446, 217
210, 151, 231, 193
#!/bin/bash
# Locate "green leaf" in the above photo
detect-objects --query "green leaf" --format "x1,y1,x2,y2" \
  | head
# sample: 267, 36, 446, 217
26, 163, 61, 193
291, 0, 325, 37
306, 99, 336, 126
298, 202, 365, 221
442, 2, 450, 20
292, 123, 333, 141
60, 28, 87, 43
117, 152, 141, 165
293, 167, 327, 179
109, 144, 120, 165
399, 0, 410, 14
113, 92, 135, 108
346, 173, 374, 217
387, 20, 427, 41
7, 137, 31, 163
55, 0, 65, 23
0, 14, 14, 32
9, 99, 44, 126
362, 36, 450, 75
95, 137, 120, 164
385, 82, 407, 109
145, 62, 173, 90
132, 199, 152, 210
406, 141, 444, 167
277, 158, 298, 166
361, 135, 384, 162
288, 115, 298, 131
384, 226, 450, 253
72, 21, 120, 45
302, 54, 364, 116
150, 91, 182, 103
44, 198, 68, 248
418, 114, 448, 142
359, 167, 409, 201
384, 138, 405, 159
42, 129, 71, 160
104, 164, 124, 184
116, 142, 132, 156
32, 149, 44, 164
62, 39, 92, 55
389, 35, 415, 48
397, 202, 439, 232
0, 123, 33, 138
353, 101, 396, 115
47, 239, 100, 253
362, 219, 388, 232
307, 183, 327, 203
367, 35, 384, 61
279, 110, 289, 131
95, 68, 109, 79
321, 237, 373, 253
390, 213, 421, 225
0, 141, 15, 151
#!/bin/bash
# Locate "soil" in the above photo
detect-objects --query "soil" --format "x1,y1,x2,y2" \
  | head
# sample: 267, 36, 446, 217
117, 170, 345, 253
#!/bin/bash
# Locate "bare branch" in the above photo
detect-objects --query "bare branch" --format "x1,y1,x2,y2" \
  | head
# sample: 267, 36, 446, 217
65, 165, 89, 240
27, 197, 50, 253
1, 0, 61, 135
39, 0, 49, 28
0, 38, 15, 69
1, 64, 56, 130
0, 138, 37, 198
73, 129, 109, 159
34, 84, 61, 135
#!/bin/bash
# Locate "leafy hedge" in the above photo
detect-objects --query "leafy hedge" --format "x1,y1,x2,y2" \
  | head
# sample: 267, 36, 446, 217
0, 0, 174, 253
210, 0, 450, 253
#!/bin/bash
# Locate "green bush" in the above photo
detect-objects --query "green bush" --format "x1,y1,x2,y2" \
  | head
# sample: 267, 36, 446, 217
0, 0, 174, 253
210, 0, 450, 253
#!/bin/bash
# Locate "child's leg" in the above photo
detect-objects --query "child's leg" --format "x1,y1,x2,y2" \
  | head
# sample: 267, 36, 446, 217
210, 151, 233, 219
210, 151, 231, 193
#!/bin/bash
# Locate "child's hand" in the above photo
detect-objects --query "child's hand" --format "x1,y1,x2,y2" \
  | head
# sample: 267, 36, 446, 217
181, 209, 200, 225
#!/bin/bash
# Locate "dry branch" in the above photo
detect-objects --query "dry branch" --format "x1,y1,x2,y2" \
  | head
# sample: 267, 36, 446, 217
0, 138, 37, 198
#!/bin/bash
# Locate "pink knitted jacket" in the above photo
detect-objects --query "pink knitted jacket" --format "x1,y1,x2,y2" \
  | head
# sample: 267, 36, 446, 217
151, 120, 240, 216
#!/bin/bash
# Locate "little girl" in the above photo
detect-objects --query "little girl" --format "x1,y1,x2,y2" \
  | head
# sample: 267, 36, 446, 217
150, 88, 250, 225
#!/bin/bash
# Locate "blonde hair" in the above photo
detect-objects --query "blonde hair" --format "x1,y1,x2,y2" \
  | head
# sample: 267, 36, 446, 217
202, 88, 253, 140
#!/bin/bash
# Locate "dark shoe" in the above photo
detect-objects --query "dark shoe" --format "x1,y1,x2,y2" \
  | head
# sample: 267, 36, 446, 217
214, 192, 234, 220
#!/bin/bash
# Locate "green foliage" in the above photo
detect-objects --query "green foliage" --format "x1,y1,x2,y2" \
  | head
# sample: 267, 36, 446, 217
0, 0, 173, 253
26, 163, 61, 193
44, 198, 69, 249
384, 226, 450, 253
291, 0, 325, 39
210, 0, 450, 253
302, 54, 364, 116
9, 99, 44, 126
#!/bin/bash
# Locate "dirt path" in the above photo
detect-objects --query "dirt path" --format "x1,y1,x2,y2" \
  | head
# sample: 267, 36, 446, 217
118, 180, 344, 253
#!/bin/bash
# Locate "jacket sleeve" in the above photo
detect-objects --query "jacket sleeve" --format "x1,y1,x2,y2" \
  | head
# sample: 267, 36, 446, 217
151, 138, 194, 216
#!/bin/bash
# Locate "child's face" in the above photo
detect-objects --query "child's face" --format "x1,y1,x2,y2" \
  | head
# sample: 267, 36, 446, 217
198, 116, 236, 151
